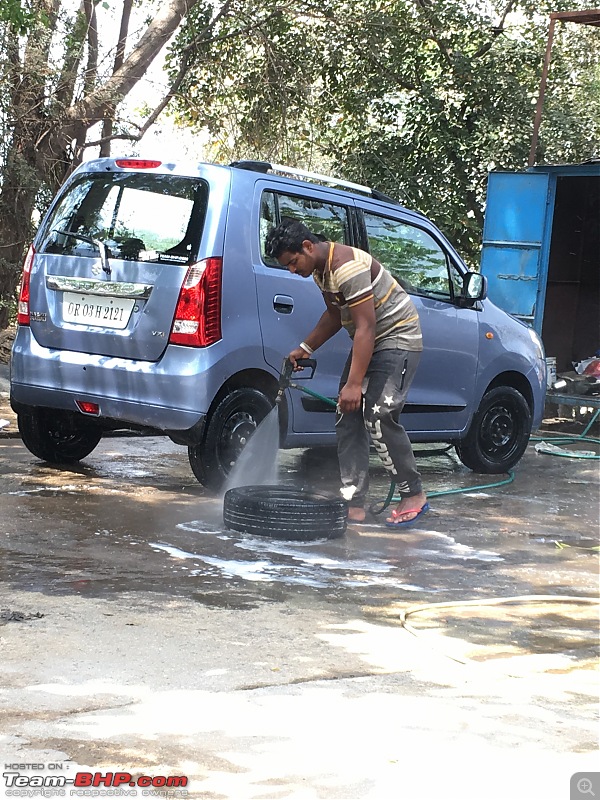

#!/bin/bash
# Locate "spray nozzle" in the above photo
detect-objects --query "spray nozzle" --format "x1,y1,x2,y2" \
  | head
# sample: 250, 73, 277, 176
276, 357, 317, 404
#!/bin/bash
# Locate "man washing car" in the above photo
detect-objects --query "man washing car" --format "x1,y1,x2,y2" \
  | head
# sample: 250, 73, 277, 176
265, 218, 429, 527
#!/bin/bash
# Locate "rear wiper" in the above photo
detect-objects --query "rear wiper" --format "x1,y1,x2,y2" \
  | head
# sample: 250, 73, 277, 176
53, 229, 111, 276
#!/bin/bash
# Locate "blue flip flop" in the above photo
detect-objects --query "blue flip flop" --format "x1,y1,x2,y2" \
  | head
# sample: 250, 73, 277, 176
385, 502, 430, 528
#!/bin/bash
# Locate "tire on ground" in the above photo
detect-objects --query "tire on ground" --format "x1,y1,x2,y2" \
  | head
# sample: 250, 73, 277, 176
223, 485, 348, 540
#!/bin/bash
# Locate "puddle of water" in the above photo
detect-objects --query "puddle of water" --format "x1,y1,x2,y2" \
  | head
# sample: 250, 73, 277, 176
194, 555, 328, 587
148, 535, 427, 594
7, 484, 92, 496
410, 531, 504, 562
146, 511, 513, 602
414, 546, 504, 563
176, 520, 232, 540
235, 538, 394, 573
150, 543, 200, 560
190, 591, 266, 610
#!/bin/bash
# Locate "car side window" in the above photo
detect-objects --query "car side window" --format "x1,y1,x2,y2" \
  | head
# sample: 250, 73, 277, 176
449, 261, 464, 298
363, 212, 452, 299
260, 191, 351, 268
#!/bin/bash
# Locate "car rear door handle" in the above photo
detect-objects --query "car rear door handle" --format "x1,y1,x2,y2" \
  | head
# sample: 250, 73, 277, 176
273, 295, 294, 314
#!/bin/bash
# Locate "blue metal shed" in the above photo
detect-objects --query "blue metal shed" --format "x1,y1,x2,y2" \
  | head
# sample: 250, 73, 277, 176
481, 161, 599, 376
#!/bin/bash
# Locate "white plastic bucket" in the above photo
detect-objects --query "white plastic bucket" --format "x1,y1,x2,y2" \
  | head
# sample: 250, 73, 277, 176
546, 357, 557, 388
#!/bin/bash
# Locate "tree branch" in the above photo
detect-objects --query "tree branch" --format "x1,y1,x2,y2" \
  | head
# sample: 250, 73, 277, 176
135, 55, 191, 137
100, 0, 133, 156
88, 3, 289, 152
472, 0, 517, 59
83, 0, 99, 94
6, 19, 23, 110
114, 0, 133, 72
64, 0, 199, 130
17, 0, 61, 111
83, 51, 192, 149
53, 1, 87, 111
414, 0, 453, 65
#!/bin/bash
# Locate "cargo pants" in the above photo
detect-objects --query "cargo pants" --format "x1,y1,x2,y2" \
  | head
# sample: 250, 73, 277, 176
336, 347, 423, 508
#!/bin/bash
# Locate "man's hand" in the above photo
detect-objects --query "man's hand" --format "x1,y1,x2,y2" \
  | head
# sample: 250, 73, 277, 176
287, 347, 309, 370
338, 381, 363, 413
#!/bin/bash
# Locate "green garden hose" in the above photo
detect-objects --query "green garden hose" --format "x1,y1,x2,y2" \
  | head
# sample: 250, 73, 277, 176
370, 469, 515, 516
531, 407, 600, 460
289, 375, 599, 506
370, 408, 600, 514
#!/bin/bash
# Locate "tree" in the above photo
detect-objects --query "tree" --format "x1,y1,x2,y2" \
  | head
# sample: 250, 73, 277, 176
2, 0, 597, 329
0, 0, 202, 329
171, 0, 600, 266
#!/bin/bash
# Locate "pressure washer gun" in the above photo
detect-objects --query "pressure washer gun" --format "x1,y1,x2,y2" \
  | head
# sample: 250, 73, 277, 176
276, 357, 338, 408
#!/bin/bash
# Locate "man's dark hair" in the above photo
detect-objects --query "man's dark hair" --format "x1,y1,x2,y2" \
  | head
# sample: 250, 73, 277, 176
264, 217, 321, 259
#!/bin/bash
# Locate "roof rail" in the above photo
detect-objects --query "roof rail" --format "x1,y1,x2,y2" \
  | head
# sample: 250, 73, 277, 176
230, 159, 399, 203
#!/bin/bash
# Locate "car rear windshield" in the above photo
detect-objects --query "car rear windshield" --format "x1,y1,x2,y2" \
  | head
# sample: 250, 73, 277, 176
39, 173, 209, 264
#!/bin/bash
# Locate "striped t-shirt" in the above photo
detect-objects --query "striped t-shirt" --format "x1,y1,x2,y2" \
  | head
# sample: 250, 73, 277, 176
313, 246, 423, 352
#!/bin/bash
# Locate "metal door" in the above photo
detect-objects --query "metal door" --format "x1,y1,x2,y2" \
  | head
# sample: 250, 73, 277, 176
480, 171, 553, 332
251, 182, 351, 436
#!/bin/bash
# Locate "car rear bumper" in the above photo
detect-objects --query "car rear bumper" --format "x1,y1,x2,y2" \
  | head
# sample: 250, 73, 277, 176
10, 327, 208, 436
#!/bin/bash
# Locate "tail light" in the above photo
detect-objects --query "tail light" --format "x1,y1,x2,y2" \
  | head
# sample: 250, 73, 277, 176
169, 257, 222, 347
115, 159, 162, 169
76, 401, 100, 415
17, 244, 35, 325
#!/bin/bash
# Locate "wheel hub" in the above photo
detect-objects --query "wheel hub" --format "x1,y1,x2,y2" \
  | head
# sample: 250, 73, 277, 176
484, 407, 514, 449
221, 411, 257, 465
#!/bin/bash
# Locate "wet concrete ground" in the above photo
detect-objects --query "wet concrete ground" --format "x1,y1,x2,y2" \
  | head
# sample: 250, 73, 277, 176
0, 389, 599, 799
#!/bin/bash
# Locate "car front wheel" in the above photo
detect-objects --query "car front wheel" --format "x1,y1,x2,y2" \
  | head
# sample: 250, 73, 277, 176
456, 387, 532, 473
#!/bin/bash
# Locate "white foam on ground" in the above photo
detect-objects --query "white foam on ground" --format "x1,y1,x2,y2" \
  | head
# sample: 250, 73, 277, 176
410, 531, 504, 562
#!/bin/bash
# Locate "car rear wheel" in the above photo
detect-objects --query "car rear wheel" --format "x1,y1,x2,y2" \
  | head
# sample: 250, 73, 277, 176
188, 388, 274, 491
223, 485, 348, 540
18, 408, 102, 463
456, 387, 532, 473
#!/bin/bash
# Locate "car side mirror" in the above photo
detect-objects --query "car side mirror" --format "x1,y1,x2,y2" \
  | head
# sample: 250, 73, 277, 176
463, 271, 487, 302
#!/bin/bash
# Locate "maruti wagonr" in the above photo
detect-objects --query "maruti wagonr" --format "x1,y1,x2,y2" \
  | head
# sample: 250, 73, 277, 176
10, 158, 546, 488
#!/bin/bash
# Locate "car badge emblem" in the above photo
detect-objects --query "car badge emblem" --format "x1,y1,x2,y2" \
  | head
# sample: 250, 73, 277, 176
91, 263, 102, 277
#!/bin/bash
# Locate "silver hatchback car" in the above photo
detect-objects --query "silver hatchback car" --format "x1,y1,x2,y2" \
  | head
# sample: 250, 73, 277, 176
10, 158, 546, 488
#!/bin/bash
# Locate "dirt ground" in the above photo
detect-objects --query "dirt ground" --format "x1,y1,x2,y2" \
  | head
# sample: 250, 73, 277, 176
1, 323, 598, 800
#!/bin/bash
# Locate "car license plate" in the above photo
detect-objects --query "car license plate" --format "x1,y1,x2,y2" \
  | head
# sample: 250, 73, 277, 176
62, 292, 135, 330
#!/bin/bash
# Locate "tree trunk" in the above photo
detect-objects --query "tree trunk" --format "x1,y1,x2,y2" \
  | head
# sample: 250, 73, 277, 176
0, 150, 40, 329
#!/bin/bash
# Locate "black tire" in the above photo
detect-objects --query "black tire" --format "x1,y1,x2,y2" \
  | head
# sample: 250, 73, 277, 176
223, 485, 348, 540
188, 388, 274, 491
18, 408, 102, 463
456, 387, 532, 473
